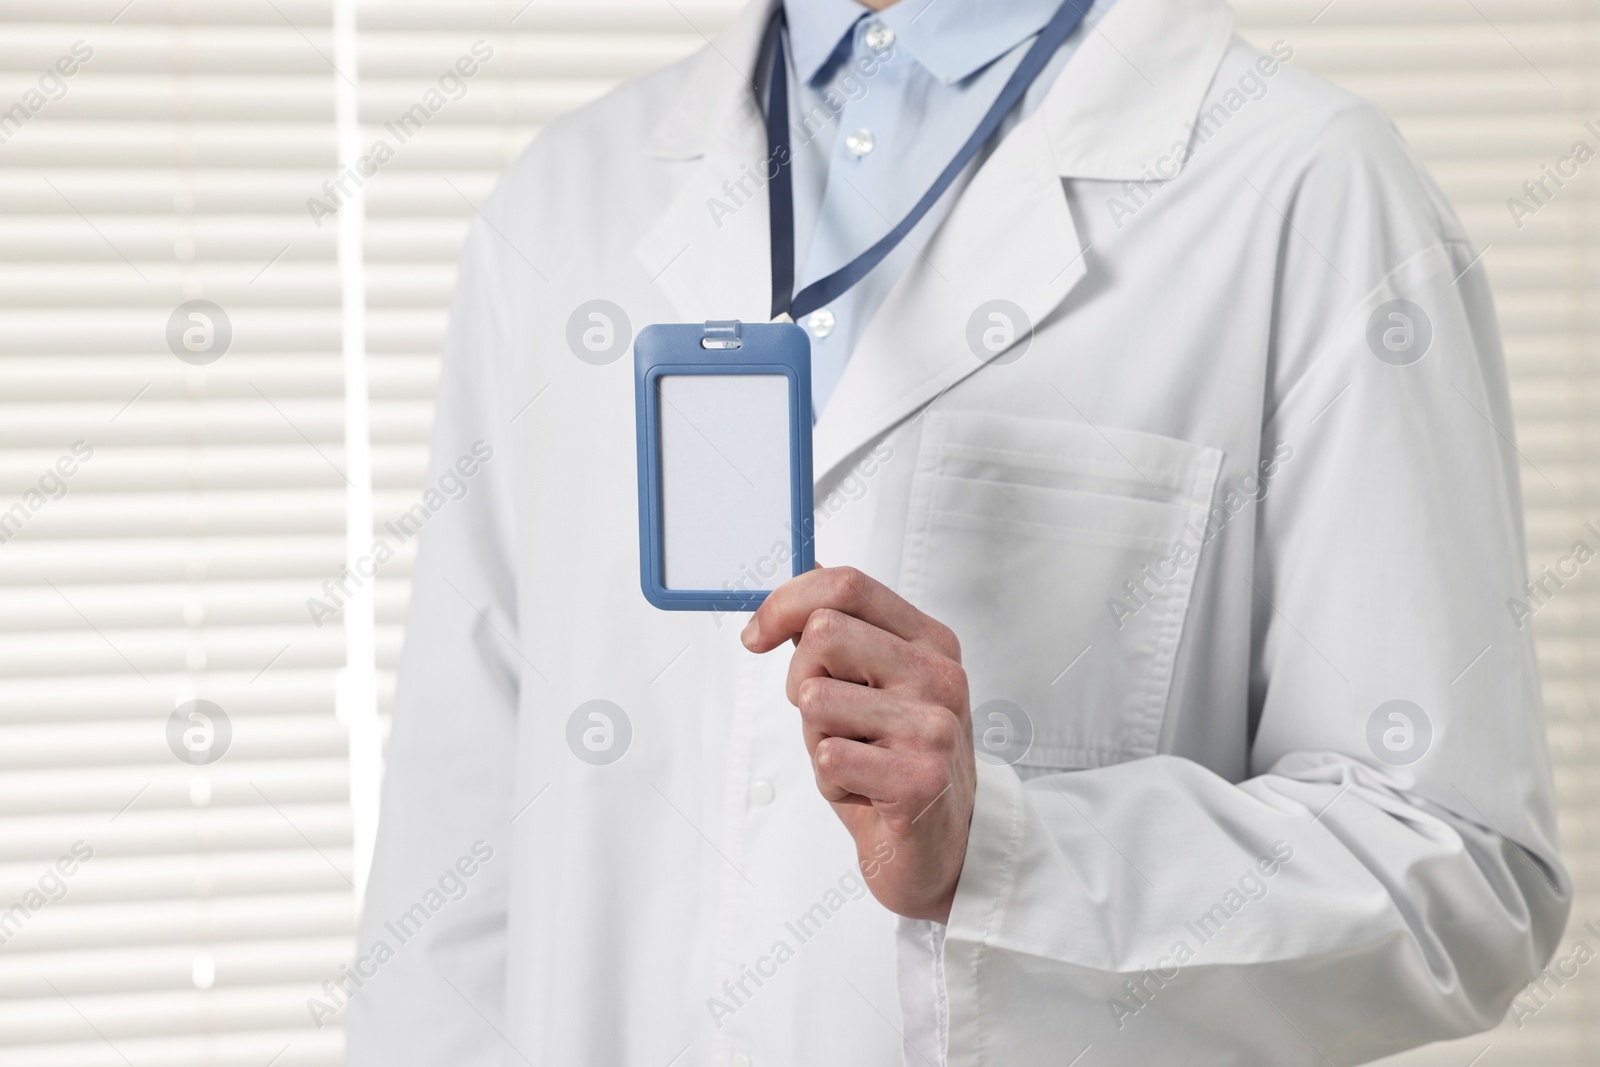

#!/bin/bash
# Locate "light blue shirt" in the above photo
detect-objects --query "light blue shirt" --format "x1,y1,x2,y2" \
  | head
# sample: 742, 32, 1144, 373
780, 0, 1117, 414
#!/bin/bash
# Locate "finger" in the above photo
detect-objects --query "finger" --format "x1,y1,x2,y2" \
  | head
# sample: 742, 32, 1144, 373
787, 609, 969, 714
796, 677, 924, 756
743, 566, 959, 660
785, 608, 949, 705
814, 736, 949, 814
751, 565, 931, 650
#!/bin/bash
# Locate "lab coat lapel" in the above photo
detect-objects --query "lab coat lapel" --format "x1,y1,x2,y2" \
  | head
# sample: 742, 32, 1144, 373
811, 113, 1086, 485
633, 0, 1237, 484
811, 0, 1235, 485
633, 0, 778, 323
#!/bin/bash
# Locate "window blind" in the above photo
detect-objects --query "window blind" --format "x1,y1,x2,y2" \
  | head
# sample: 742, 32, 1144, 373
0, 1, 736, 1063
0, 1, 1593, 1065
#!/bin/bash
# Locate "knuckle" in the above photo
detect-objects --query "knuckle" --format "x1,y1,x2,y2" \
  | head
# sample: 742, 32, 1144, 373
909, 646, 967, 703
934, 658, 968, 701
908, 712, 937, 749
798, 678, 838, 723
924, 710, 961, 751
829, 565, 869, 604
803, 607, 846, 644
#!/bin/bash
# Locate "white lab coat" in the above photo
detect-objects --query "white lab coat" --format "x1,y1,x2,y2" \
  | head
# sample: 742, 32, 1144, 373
346, 0, 1569, 1064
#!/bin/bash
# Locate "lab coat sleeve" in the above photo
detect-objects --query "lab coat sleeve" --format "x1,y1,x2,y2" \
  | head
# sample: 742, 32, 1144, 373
344, 198, 525, 1065
920, 104, 1571, 1066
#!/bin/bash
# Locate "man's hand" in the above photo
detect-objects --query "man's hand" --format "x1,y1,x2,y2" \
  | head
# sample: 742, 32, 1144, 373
742, 566, 975, 923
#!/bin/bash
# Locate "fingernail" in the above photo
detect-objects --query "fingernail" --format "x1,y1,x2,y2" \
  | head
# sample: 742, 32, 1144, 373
741, 616, 760, 649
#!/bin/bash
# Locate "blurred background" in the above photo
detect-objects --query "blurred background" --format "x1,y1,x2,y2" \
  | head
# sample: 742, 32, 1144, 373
0, 1, 1594, 1064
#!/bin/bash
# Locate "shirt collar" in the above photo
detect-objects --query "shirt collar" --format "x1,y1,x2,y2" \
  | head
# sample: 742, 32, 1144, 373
782, 0, 1077, 88
782, 0, 870, 85
885, 0, 1074, 84
646, 0, 1231, 184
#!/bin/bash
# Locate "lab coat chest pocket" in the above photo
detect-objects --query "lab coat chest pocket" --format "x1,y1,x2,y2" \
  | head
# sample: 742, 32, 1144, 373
897, 411, 1222, 770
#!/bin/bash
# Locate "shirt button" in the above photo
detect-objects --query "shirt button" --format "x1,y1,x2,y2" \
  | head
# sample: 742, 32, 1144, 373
750, 780, 775, 806
732, 1054, 752, 1067
807, 308, 836, 338
845, 127, 875, 157
863, 22, 895, 53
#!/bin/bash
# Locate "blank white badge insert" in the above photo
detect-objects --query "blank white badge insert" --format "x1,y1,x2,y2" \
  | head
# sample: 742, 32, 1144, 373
658, 374, 792, 592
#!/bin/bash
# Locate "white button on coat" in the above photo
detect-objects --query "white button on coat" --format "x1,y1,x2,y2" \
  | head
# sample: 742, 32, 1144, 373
844, 128, 875, 157
806, 308, 835, 338
749, 780, 775, 805
863, 22, 895, 54
348, 1, 1570, 1064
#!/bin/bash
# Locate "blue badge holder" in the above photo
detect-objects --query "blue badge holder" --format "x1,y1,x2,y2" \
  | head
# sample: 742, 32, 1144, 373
635, 320, 815, 611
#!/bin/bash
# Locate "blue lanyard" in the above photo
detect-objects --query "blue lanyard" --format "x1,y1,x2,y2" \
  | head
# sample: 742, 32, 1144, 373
762, 0, 1092, 322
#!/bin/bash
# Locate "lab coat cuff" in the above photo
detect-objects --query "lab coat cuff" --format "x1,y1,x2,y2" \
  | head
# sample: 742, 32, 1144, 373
942, 755, 1026, 1066
895, 916, 949, 1067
